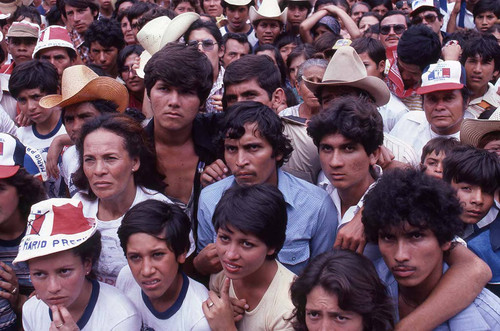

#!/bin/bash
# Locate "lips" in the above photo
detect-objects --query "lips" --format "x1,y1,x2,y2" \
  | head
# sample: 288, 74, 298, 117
222, 260, 241, 273
141, 279, 161, 291
392, 266, 416, 278
329, 173, 345, 181
92, 181, 112, 189
46, 297, 67, 305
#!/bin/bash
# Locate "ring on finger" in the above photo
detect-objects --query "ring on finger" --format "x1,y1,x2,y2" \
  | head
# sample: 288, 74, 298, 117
208, 301, 214, 308
56, 323, 64, 328
11, 287, 17, 295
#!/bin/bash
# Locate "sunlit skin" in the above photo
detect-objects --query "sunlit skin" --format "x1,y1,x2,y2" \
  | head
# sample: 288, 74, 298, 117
8, 37, 37, 64
224, 122, 282, 187
378, 224, 451, 316
296, 65, 325, 118
305, 286, 363, 331
226, 5, 250, 33
203, 0, 223, 18
279, 43, 296, 64
358, 52, 384, 79
474, 11, 497, 32
29, 250, 92, 322
464, 55, 498, 100
89, 42, 119, 77
287, 3, 308, 28
351, 3, 369, 25
126, 233, 186, 312
379, 14, 406, 49
188, 28, 223, 82
17, 88, 61, 134
423, 89, 466, 136
224, 78, 273, 108
222, 39, 250, 67
421, 150, 445, 179
254, 19, 282, 45
63, 102, 101, 142
358, 15, 379, 33
65, 5, 96, 34
451, 181, 494, 224
174, 1, 196, 15
38, 47, 74, 79
121, 53, 145, 98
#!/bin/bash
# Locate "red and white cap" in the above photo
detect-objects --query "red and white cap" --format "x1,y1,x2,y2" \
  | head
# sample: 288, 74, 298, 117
0, 10, 11, 20
416, 61, 466, 95
14, 199, 97, 264
33, 25, 76, 58
0, 133, 47, 181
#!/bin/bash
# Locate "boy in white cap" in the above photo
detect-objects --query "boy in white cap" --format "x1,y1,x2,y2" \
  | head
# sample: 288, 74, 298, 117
219, 0, 259, 47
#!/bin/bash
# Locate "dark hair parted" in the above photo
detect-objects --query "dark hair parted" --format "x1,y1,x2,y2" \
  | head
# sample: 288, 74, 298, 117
73, 113, 165, 200
184, 19, 223, 47
290, 250, 394, 331
9, 60, 59, 99
84, 18, 125, 50
118, 200, 191, 258
461, 34, 500, 72
307, 96, 383, 155
222, 32, 252, 51
397, 25, 441, 71
3, 168, 46, 221
11, 5, 42, 25
442, 145, 500, 195
473, 0, 499, 18
362, 168, 464, 245
212, 184, 288, 260
144, 43, 213, 106
60, 0, 99, 18
220, 101, 293, 167
420, 137, 461, 164
71, 231, 101, 279
351, 37, 386, 65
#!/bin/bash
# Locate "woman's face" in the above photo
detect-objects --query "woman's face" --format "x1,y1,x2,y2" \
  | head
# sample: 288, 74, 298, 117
120, 16, 136, 45
203, 0, 223, 17
83, 129, 139, 203
298, 65, 325, 111
188, 28, 223, 76
174, 1, 196, 15
29, 250, 91, 310
305, 286, 364, 331
0, 179, 20, 227
121, 53, 145, 93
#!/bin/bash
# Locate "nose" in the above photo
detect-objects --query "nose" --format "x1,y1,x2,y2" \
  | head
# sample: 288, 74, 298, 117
94, 159, 108, 175
72, 118, 86, 136
225, 242, 240, 260
99, 52, 106, 63
168, 89, 180, 107
235, 150, 248, 167
434, 161, 443, 174
141, 257, 155, 277
27, 98, 38, 112
473, 62, 482, 73
328, 149, 344, 168
394, 240, 410, 263
47, 275, 62, 294
471, 188, 484, 205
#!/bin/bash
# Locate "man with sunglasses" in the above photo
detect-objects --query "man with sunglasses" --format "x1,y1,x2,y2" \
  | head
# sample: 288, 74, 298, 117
410, 0, 447, 44
378, 10, 408, 50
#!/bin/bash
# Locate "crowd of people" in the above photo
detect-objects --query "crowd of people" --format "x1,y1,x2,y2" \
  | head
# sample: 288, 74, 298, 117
0, 0, 499, 328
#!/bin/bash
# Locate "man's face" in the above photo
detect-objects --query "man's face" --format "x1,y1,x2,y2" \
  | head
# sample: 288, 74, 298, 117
187, 28, 224, 75
287, 3, 308, 28
423, 89, 465, 135
89, 42, 119, 75
38, 47, 74, 79
451, 181, 494, 224
226, 5, 249, 32
224, 122, 280, 186
63, 102, 101, 142
351, 4, 369, 25
464, 55, 498, 94
474, 11, 497, 32
65, 5, 96, 34
319, 133, 378, 193
8, 37, 37, 64
379, 14, 407, 49
320, 85, 360, 108
412, 10, 442, 34
398, 59, 422, 89
254, 19, 281, 45
358, 52, 384, 79
222, 39, 250, 67
98, 0, 113, 12
150, 80, 201, 132
17, 88, 51, 124
203, 0, 223, 18
378, 223, 450, 289
224, 78, 272, 108
372, 4, 389, 17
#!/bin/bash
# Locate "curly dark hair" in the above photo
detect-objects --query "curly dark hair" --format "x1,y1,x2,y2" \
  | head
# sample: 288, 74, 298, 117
84, 17, 125, 50
3, 168, 46, 221
290, 250, 394, 331
219, 101, 293, 167
362, 168, 464, 245
73, 113, 165, 200
397, 25, 441, 71
307, 96, 383, 155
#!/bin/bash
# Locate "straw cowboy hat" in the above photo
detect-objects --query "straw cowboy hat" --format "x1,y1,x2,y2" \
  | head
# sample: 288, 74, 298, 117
249, 0, 287, 25
136, 12, 199, 78
0, 0, 32, 15
460, 109, 500, 148
304, 46, 390, 106
223, 0, 252, 6
39, 65, 129, 111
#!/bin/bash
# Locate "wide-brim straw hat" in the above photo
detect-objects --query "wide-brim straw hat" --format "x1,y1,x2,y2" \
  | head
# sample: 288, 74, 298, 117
304, 46, 390, 106
249, 0, 287, 24
460, 109, 500, 148
39, 65, 129, 111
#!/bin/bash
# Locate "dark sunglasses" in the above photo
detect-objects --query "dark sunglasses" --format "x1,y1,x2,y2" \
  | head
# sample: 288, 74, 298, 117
186, 39, 218, 51
395, 0, 412, 8
379, 24, 407, 35
412, 13, 438, 25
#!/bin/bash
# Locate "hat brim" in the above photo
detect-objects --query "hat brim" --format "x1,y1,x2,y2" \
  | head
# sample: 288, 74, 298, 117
136, 50, 151, 79
304, 76, 391, 106
39, 77, 129, 112
159, 12, 200, 49
249, 6, 287, 24
0, 165, 19, 179
416, 82, 463, 95
460, 118, 500, 148
224, 0, 252, 5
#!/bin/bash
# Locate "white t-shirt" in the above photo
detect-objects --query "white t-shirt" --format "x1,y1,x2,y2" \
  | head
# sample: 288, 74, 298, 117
117, 267, 210, 331
74, 187, 175, 286
0, 104, 16, 135
22, 280, 141, 331
60, 145, 79, 197
16, 120, 67, 198
378, 93, 409, 133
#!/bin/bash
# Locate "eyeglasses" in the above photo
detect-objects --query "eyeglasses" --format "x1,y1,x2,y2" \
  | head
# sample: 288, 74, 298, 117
120, 65, 137, 76
411, 13, 438, 25
395, 0, 412, 9
187, 39, 218, 51
379, 24, 407, 35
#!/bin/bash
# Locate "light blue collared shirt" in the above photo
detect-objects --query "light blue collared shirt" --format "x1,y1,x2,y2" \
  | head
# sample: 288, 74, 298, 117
197, 169, 338, 274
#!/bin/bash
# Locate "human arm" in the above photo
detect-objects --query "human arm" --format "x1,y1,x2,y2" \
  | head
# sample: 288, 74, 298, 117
202, 278, 237, 331
323, 5, 361, 39
441, 41, 462, 61
47, 134, 72, 179
446, 1, 461, 33
49, 305, 79, 331
0, 261, 26, 314
299, 9, 328, 44
395, 244, 492, 330
334, 207, 366, 254
200, 159, 230, 188
0, 106, 17, 135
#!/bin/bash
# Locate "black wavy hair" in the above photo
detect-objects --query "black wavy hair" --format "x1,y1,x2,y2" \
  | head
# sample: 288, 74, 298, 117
397, 25, 441, 71
84, 18, 125, 50
461, 34, 500, 72
9, 60, 59, 99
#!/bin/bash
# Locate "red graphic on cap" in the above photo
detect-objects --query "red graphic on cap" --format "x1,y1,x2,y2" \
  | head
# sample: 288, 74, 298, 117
0, 141, 3, 155
51, 202, 93, 235
442, 68, 450, 77
29, 213, 46, 235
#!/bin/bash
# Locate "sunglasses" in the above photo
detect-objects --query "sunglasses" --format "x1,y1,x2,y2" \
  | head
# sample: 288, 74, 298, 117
411, 13, 438, 25
379, 24, 407, 35
187, 39, 218, 51
395, 0, 412, 9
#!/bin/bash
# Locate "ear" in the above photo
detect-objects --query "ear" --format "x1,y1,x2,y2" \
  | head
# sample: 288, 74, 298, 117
441, 241, 452, 252
176, 251, 188, 264
369, 146, 381, 166
266, 247, 276, 257
132, 157, 140, 172
377, 59, 385, 75
218, 44, 224, 58
271, 87, 286, 113
83, 257, 92, 275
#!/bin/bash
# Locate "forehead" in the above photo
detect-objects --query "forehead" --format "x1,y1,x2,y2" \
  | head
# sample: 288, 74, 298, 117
358, 52, 376, 64
302, 65, 326, 78
418, 9, 438, 16
65, 4, 90, 12
257, 19, 280, 27
226, 78, 269, 96
188, 28, 215, 41
423, 89, 461, 99
218, 224, 264, 242
360, 15, 379, 25
226, 39, 249, 51
18, 88, 44, 97
320, 132, 357, 146
321, 85, 359, 98
380, 222, 429, 236
65, 101, 100, 115
38, 47, 70, 57
424, 150, 445, 160
225, 122, 270, 143
381, 14, 406, 25
124, 52, 140, 64
90, 42, 116, 50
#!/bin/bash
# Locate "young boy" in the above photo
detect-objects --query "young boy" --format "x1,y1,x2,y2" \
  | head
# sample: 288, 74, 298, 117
443, 145, 500, 295
420, 137, 460, 179
9, 60, 67, 198
473, 0, 499, 33
362, 168, 500, 327
204, 184, 295, 331
116, 200, 210, 330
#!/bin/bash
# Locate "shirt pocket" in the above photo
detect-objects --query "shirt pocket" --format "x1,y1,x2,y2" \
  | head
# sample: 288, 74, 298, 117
278, 242, 310, 266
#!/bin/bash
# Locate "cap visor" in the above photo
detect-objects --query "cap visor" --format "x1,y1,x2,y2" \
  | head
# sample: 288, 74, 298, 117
417, 83, 464, 95
0, 165, 19, 179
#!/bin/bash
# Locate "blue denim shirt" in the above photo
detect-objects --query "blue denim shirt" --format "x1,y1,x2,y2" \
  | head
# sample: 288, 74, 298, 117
197, 170, 338, 274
